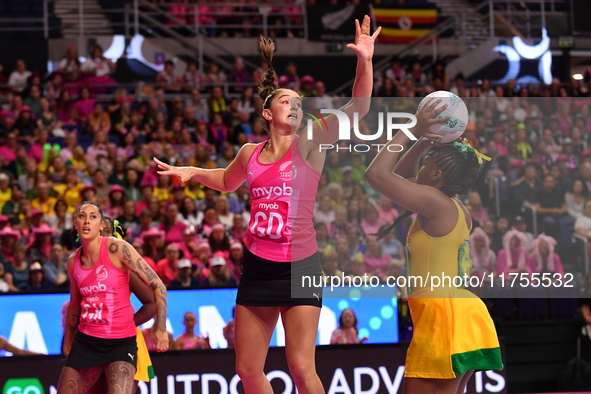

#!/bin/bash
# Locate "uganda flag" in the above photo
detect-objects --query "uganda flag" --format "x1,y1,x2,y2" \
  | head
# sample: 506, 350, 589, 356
373, 6, 438, 44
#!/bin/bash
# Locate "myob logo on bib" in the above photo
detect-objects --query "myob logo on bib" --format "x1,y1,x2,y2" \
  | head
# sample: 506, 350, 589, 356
251, 183, 293, 199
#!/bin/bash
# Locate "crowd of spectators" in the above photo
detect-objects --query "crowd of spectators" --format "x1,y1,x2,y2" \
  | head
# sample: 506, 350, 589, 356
145, 0, 425, 39
0, 50, 591, 297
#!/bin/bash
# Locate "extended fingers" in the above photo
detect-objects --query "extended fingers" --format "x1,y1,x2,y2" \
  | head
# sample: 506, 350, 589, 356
371, 26, 382, 40
360, 15, 371, 35
355, 18, 361, 38
153, 157, 170, 170
434, 104, 449, 116
427, 98, 442, 112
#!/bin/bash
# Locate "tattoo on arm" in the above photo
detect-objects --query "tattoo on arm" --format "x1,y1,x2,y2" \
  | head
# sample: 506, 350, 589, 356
156, 291, 167, 333
121, 244, 132, 263
109, 242, 118, 254
120, 240, 168, 333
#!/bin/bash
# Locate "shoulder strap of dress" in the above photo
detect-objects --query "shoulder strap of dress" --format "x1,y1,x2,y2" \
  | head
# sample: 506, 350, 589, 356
75, 246, 82, 265
451, 198, 472, 232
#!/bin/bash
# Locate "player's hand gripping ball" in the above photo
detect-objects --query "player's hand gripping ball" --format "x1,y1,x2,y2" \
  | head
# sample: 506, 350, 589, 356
416, 91, 469, 144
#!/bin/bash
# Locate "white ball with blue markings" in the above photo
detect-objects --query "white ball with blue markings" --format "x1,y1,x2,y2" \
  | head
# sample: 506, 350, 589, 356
417, 91, 468, 144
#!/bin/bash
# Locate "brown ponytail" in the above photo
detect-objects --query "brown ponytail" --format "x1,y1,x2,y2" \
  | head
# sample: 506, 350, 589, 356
258, 35, 279, 109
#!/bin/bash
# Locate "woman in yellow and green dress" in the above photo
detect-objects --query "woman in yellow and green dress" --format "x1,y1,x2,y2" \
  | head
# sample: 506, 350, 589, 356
366, 98, 503, 394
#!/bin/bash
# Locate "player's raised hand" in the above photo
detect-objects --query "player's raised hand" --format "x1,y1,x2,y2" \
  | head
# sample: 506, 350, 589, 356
411, 98, 452, 140
346, 15, 382, 60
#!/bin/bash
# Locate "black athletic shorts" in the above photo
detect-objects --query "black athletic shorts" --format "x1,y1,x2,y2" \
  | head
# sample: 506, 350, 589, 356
236, 247, 323, 308
65, 331, 137, 370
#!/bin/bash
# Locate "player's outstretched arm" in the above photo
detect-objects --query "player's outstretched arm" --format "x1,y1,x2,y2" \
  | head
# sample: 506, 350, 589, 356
154, 143, 254, 192
302, 15, 381, 149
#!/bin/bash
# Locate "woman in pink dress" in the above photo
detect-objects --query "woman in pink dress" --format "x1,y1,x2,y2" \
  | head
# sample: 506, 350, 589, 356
330, 309, 368, 345
528, 233, 564, 276
154, 17, 380, 394
57, 201, 168, 392
363, 237, 391, 279
497, 228, 530, 276
174, 312, 210, 350
75, 87, 95, 124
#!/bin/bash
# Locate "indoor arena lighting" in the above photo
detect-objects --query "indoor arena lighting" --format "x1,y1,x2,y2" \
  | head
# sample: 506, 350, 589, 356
492, 28, 552, 85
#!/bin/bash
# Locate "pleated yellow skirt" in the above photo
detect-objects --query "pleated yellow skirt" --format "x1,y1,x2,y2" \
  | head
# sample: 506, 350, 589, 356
404, 288, 503, 379
134, 327, 154, 382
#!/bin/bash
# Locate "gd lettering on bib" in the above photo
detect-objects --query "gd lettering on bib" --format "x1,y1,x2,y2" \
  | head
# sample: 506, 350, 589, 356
249, 200, 289, 242
81, 293, 109, 324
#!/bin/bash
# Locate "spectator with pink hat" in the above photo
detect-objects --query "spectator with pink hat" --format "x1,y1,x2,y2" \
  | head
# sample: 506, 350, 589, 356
528, 233, 564, 276
28, 223, 56, 266
0, 226, 22, 266
29, 208, 44, 229
497, 228, 530, 276
140, 227, 165, 263
105, 184, 125, 218
299, 75, 315, 97
80, 184, 98, 202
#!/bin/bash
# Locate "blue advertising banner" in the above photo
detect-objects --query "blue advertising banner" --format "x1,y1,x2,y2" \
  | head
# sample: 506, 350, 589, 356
0, 288, 399, 356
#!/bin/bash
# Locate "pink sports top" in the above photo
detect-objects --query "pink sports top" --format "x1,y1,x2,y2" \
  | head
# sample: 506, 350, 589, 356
245, 135, 321, 262
180, 333, 206, 349
74, 237, 136, 339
